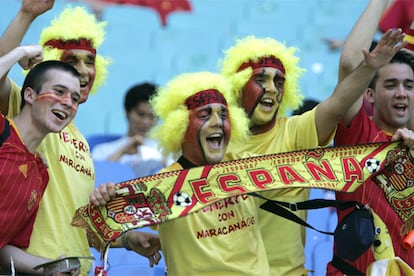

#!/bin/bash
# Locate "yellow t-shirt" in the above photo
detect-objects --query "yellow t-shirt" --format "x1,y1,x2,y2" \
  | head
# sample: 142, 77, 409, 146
227, 108, 333, 275
158, 162, 271, 276
9, 80, 95, 275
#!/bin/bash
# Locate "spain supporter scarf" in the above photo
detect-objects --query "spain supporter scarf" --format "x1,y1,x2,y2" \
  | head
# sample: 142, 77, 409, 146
72, 142, 414, 251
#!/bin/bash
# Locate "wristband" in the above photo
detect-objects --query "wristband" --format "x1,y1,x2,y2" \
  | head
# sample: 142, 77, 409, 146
121, 231, 133, 251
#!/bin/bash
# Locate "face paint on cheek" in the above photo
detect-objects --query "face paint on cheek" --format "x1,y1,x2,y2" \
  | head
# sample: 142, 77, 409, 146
184, 112, 206, 165
276, 91, 283, 104
222, 120, 231, 148
80, 91, 89, 103
35, 92, 79, 113
86, 69, 96, 91
273, 71, 285, 104
242, 79, 265, 116
197, 125, 206, 162
36, 92, 61, 103
79, 68, 96, 103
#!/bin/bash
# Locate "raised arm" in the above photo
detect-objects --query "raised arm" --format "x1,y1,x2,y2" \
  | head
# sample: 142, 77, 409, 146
0, 45, 43, 79
0, 0, 54, 114
338, 0, 389, 82
315, 29, 407, 145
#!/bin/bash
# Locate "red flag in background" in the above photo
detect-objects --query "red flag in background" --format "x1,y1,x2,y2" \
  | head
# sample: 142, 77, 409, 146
379, 0, 414, 52
379, 0, 414, 33
98, 0, 192, 26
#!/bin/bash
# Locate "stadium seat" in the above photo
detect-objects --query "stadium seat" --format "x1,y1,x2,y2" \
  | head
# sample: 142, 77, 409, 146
304, 189, 337, 275
150, 28, 222, 83
87, 134, 122, 152
93, 159, 136, 187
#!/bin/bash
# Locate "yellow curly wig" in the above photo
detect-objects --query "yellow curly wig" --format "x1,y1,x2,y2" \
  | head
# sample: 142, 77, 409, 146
39, 6, 111, 94
219, 36, 305, 117
150, 72, 249, 159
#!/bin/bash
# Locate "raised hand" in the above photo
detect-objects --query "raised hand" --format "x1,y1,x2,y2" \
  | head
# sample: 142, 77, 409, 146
18, 45, 43, 70
392, 128, 414, 149
123, 134, 145, 155
127, 231, 162, 267
362, 28, 408, 70
106, 134, 145, 161
20, 0, 55, 19
89, 182, 116, 206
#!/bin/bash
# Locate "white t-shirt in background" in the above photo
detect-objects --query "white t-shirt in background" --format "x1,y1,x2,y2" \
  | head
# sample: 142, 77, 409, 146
91, 136, 169, 177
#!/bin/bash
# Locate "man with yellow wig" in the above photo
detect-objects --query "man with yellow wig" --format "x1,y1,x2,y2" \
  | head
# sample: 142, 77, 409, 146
219, 32, 407, 275
152, 71, 265, 274
91, 71, 271, 274
0, 1, 160, 274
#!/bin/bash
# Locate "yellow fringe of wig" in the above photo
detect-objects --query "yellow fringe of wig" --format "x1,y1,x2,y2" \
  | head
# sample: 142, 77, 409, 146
150, 72, 250, 159
38, 6, 111, 94
219, 36, 306, 117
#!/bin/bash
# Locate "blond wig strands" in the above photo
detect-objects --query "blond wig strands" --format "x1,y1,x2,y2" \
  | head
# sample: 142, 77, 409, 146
220, 36, 306, 117
39, 6, 110, 94
150, 72, 249, 159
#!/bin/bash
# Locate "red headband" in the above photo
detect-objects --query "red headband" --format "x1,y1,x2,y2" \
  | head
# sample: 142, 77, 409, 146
44, 39, 96, 55
405, 29, 414, 51
185, 89, 227, 110
238, 55, 285, 74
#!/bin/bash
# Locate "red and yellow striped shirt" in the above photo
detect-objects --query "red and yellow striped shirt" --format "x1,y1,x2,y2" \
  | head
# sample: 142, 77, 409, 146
328, 107, 414, 274
0, 115, 49, 248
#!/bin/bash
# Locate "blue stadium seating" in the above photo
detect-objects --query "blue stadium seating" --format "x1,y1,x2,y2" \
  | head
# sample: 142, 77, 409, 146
0, 0, 370, 135
87, 134, 122, 152
304, 189, 337, 275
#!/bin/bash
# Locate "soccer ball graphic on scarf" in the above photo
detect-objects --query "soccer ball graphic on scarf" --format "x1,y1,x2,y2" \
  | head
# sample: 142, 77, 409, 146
365, 158, 381, 174
173, 192, 192, 207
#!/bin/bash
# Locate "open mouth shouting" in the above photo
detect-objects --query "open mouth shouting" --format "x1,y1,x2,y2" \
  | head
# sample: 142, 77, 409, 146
206, 132, 224, 150
51, 109, 69, 121
259, 97, 275, 112
392, 101, 409, 117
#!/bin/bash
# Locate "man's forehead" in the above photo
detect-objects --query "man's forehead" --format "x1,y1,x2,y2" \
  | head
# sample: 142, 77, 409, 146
194, 103, 227, 112
253, 67, 285, 77
61, 49, 96, 59
379, 63, 414, 79
44, 69, 74, 81
134, 101, 151, 108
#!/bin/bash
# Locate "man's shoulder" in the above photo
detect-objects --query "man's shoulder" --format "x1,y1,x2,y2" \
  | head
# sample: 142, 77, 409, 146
224, 152, 252, 161
161, 162, 181, 172
7, 79, 22, 117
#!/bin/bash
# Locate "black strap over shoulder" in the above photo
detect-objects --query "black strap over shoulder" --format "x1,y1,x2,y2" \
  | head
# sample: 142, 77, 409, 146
259, 199, 335, 235
0, 118, 10, 147
330, 255, 364, 276
251, 192, 362, 235
251, 192, 371, 275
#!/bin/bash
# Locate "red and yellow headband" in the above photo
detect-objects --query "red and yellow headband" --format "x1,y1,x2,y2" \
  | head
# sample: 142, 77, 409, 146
185, 89, 227, 110
238, 55, 286, 74
44, 38, 97, 55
